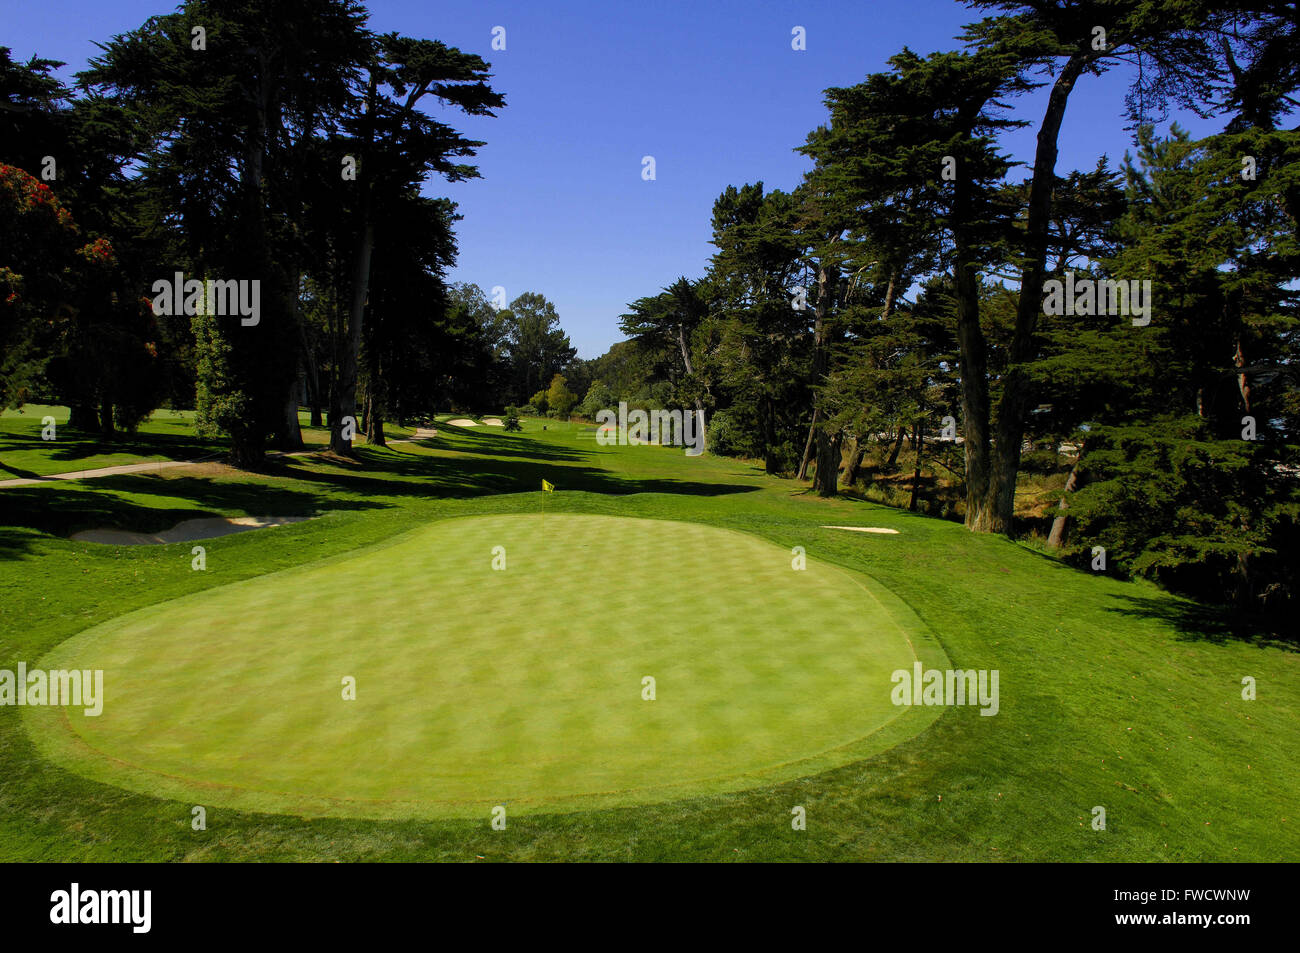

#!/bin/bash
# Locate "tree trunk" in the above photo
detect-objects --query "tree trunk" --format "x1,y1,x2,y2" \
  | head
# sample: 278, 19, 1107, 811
276, 336, 304, 452
227, 424, 264, 470
813, 427, 842, 497
886, 425, 907, 469
1234, 337, 1251, 413
909, 419, 924, 511
762, 397, 780, 474
296, 278, 324, 431
98, 392, 114, 438
1234, 541, 1252, 607
225, 53, 273, 474
331, 76, 378, 455
278, 387, 303, 452
366, 389, 387, 447
274, 269, 305, 452
798, 408, 819, 481
676, 323, 708, 454
843, 437, 867, 486
331, 222, 374, 454
880, 270, 898, 322
366, 384, 384, 447
954, 221, 995, 532
989, 53, 1088, 535
1046, 440, 1086, 550
67, 403, 97, 431
833, 270, 896, 489
798, 261, 838, 480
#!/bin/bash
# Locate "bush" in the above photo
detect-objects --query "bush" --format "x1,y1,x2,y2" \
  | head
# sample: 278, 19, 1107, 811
546, 374, 578, 418
706, 407, 759, 459
1021, 447, 1066, 475
1067, 421, 1299, 615
579, 381, 614, 419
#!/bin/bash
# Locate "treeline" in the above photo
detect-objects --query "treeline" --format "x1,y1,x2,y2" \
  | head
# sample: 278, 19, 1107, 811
3, 0, 1297, 616
0, 0, 546, 464
579, 2, 1299, 615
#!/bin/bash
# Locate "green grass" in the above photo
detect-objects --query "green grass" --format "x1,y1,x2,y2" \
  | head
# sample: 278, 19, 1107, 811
0, 410, 1296, 860
26, 513, 942, 819
0, 405, 221, 478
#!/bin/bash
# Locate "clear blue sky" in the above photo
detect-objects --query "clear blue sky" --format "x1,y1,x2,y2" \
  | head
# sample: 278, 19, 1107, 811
7, 0, 1220, 357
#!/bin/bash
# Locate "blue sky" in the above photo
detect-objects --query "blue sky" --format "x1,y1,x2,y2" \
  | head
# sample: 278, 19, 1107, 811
7, 0, 1221, 357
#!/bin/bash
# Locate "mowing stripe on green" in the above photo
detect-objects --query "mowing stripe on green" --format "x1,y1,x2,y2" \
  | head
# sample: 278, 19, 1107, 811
25, 514, 946, 819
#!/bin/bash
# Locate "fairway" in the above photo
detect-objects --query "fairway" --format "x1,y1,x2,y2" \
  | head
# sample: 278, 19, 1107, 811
25, 514, 943, 819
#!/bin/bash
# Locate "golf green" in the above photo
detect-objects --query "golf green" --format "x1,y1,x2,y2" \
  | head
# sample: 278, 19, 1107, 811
26, 514, 947, 819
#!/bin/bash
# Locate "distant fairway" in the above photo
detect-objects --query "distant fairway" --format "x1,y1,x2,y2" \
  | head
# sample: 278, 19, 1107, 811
26, 514, 942, 819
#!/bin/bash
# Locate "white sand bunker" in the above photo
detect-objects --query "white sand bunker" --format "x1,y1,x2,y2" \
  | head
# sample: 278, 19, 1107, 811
822, 525, 900, 535
482, 418, 504, 427
411, 427, 438, 439
446, 418, 479, 426
72, 516, 312, 546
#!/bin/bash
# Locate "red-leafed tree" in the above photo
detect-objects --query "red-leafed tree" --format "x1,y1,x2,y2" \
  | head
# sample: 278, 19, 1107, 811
0, 163, 80, 409
0, 164, 160, 432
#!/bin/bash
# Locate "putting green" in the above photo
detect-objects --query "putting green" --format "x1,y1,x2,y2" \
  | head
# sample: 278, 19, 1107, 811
26, 514, 947, 819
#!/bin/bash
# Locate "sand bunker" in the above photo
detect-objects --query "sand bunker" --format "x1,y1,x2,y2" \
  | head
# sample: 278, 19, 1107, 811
482, 418, 504, 427
72, 516, 312, 546
822, 525, 900, 535
410, 427, 439, 439
446, 418, 479, 427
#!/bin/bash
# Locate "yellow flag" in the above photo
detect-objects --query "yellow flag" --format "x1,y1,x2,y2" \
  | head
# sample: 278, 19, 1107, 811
541, 479, 555, 492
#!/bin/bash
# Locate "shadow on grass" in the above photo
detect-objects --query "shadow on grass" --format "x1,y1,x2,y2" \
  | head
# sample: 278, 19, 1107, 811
0, 428, 760, 559
269, 434, 759, 501
0, 428, 222, 465
0, 459, 44, 480
420, 426, 591, 462
281, 445, 761, 501
0, 473, 388, 559
996, 538, 1295, 650
1104, 593, 1298, 651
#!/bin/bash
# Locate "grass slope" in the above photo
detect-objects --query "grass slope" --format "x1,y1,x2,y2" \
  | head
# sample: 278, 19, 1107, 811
0, 413, 1296, 860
